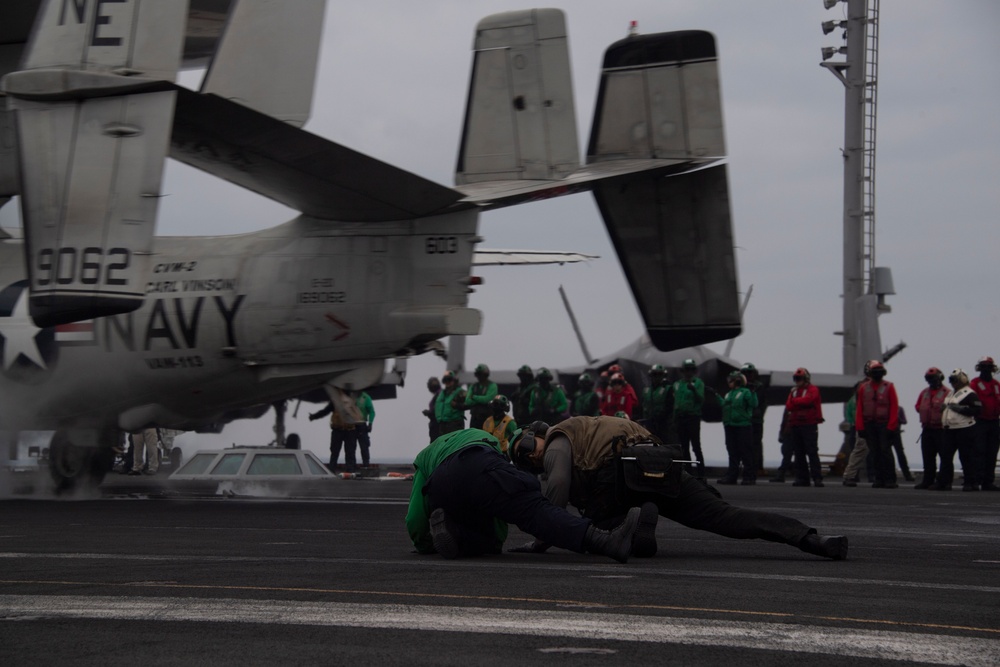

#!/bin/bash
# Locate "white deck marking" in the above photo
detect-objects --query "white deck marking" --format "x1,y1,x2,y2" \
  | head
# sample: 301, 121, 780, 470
0, 595, 997, 666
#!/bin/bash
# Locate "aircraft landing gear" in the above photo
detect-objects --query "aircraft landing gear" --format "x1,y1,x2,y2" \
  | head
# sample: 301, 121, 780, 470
48, 429, 117, 493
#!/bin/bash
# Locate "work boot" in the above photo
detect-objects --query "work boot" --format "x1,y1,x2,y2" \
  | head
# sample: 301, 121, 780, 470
799, 532, 849, 560
769, 471, 786, 483
715, 477, 737, 485
429, 508, 460, 559
631, 502, 659, 558
842, 477, 858, 487
813, 478, 825, 488
584, 506, 640, 564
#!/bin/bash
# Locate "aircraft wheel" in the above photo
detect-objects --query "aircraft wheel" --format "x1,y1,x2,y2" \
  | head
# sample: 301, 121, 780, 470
169, 447, 183, 470
285, 433, 301, 450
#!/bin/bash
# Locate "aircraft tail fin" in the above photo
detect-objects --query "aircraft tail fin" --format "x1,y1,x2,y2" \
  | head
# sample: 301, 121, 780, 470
201, 0, 326, 128
2, 0, 188, 326
456, 9, 579, 185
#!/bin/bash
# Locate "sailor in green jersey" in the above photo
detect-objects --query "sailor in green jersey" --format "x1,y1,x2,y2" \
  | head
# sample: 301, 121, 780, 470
671, 358, 706, 477
639, 364, 673, 443
529, 367, 568, 423
435, 371, 467, 435
717, 371, 759, 485
511, 365, 536, 426
405, 428, 640, 562
570, 373, 600, 417
464, 363, 498, 430
355, 390, 376, 466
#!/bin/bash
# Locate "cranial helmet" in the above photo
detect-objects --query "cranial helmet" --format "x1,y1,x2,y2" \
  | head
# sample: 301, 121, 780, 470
577, 373, 594, 389
474, 363, 490, 378
975, 356, 997, 374
490, 394, 510, 414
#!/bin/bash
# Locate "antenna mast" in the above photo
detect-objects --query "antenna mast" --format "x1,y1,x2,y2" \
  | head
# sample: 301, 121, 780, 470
821, 0, 890, 374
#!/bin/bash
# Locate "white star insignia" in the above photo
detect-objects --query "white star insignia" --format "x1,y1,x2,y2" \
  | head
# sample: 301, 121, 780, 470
0, 287, 47, 370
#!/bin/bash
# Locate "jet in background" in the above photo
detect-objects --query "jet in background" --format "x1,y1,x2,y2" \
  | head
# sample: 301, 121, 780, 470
0, 2, 741, 489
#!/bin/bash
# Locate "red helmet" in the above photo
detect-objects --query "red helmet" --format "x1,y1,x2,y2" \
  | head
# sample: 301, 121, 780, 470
610, 372, 625, 386
792, 367, 810, 382
868, 360, 886, 379
925, 367, 944, 383
608, 364, 623, 374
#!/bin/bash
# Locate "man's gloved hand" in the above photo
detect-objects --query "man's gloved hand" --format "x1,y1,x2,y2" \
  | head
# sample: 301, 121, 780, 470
507, 540, 550, 554
366, 423, 373, 433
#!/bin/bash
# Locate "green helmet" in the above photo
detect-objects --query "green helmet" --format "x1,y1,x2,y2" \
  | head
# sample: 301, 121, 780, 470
442, 370, 458, 383
727, 370, 746, 386
517, 365, 533, 379
577, 373, 594, 389
614, 411, 630, 420
490, 394, 510, 413
537, 367, 553, 382
474, 363, 490, 377
649, 364, 666, 376
682, 358, 697, 370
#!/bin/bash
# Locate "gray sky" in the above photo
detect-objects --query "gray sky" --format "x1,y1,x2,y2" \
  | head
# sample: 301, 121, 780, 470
6, 1, 1000, 467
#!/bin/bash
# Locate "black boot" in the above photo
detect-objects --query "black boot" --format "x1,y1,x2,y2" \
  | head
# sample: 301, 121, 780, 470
429, 508, 460, 559
799, 532, 849, 560
584, 506, 640, 563
631, 502, 659, 557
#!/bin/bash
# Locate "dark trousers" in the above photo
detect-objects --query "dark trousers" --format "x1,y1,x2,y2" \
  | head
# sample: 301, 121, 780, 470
752, 421, 764, 473
863, 423, 897, 485
919, 428, 945, 485
329, 428, 358, 471
676, 414, 704, 477
941, 426, 980, 487
722, 425, 755, 482
590, 467, 812, 547
439, 419, 464, 436
424, 446, 590, 556
790, 424, 822, 482
357, 425, 371, 466
976, 419, 999, 487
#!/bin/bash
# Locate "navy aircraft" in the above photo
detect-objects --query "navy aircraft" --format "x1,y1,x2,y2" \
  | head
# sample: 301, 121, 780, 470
0, 1, 740, 489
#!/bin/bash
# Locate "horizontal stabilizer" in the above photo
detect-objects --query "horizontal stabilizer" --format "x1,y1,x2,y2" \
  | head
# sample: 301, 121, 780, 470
592, 164, 740, 350
473, 249, 598, 266
201, 0, 326, 127
4, 0, 188, 326
170, 88, 464, 221
456, 9, 579, 185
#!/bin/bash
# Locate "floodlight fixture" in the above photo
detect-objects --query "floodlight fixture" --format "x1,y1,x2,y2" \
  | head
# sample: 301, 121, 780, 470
822, 20, 846, 35
821, 46, 847, 61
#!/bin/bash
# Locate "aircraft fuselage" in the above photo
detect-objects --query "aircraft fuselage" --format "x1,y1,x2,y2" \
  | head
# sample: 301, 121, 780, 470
0, 211, 481, 433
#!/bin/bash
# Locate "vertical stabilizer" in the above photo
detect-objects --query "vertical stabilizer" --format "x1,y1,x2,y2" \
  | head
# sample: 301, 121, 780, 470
456, 8, 579, 185
201, 0, 326, 127
2, 0, 188, 326
588, 30, 725, 163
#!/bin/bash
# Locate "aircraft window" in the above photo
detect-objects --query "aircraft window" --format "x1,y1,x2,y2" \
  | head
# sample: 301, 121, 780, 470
211, 453, 246, 475
305, 456, 328, 475
176, 453, 217, 475
247, 454, 302, 475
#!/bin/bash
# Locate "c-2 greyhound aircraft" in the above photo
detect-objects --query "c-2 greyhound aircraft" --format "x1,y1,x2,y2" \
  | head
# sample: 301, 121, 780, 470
0, 1, 740, 489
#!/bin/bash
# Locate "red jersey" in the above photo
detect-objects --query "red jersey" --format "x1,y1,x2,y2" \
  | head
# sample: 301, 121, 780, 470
785, 384, 823, 426
855, 380, 899, 431
969, 377, 1000, 420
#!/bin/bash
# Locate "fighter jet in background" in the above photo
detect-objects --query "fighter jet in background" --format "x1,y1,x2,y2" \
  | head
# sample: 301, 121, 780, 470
0, 2, 741, 489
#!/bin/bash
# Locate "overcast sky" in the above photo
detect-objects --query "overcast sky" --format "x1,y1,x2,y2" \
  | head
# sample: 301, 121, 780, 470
5, 1, 999, 468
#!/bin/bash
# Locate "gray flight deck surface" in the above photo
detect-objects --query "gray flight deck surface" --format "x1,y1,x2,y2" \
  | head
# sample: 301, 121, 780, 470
1, 473, 998, 666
